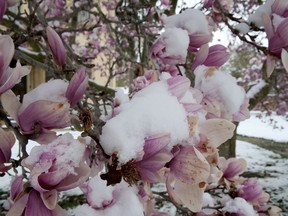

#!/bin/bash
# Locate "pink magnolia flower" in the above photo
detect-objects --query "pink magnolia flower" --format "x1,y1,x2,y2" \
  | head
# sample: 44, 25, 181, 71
194, 66, 250, 122
75, 176, 144, 216
66, 67, 88, 107
135, 133, 173, 183
46, 26, 67, 66
0, 35, 29, 95
151, 27, 189, 65
218, 157, 247, 180
0, 128, 15, 174
166, 145, 210, 212
191, 44, 230, 70
22, 133, 90, 192
237, 178, 263, 202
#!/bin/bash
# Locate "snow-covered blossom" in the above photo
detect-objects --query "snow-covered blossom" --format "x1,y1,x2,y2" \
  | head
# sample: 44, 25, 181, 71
0, 128, 15, 173
164, 9, 212, 50
0, 35, 29, 95
151, 27, 189, 65
74, 176, 144, 216
46, 26, 67, 66
194, 66, 250, 121
1, 80, 70, 142
22, 133, 90, 192
100, 77, 190, 163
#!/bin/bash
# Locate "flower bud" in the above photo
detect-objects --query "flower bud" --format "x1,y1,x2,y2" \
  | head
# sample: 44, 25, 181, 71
46, 26, 67, 66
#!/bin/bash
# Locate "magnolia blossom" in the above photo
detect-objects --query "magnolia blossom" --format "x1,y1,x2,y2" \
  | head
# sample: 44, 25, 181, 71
191, 44, 230, 70
74, 176, 144, 216
46, 26, 67, 66
194, 66, 250, 121
237, 178, 264, 202
0, 35, 29, 95
0, 128, 15, 174
7, 176, 67, 216
22, 133, 90, 193
218, 157, 247, 180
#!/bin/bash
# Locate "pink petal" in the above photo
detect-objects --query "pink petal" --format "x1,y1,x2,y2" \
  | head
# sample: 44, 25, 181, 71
262, 13, 274, 40
169, 146, 210, 184
167, 76, 191, 100
25, 190, 53, 216
55, 162, 90, 191
272, 0, 288, 16
18, 100, 70, 134
6, 193, 29, 216
0, 61, 30, 94
174, 180, 206, 212
46, 26, 67, 66
10, 175, 24, 201
266, 54, 275, 77
191, 44, 209, 70
199, 119, 235, 148
0, 35, 13, 73
142, 133, 171, 160
0, 128, 15, 163
0, 89, 21, 121
0, 1, 7, 22
66, 67, 88, 107
41, 190, 58, 210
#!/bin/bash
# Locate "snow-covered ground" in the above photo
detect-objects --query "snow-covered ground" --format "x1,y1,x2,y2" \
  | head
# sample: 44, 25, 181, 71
237, 112, 288, 143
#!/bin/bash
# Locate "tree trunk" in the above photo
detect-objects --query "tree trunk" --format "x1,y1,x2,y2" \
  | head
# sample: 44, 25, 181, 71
218, 122, 239, 158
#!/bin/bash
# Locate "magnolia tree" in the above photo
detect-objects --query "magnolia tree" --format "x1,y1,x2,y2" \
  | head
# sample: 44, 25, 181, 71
0, 0, 287, 215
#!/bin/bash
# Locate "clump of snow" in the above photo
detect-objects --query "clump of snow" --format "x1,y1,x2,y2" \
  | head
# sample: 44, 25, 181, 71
246, 79, 267, 99
161, 27, 189, 61
248, 0, 274, 27
74, 179, 144, 216
164, 8, 210, 35
234, 22, 250, 34
222, 197, 258, 216
100, 80, 189, 163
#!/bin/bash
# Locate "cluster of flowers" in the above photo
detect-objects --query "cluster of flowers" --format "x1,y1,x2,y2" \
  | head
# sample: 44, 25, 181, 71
0, 3, 283, 216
